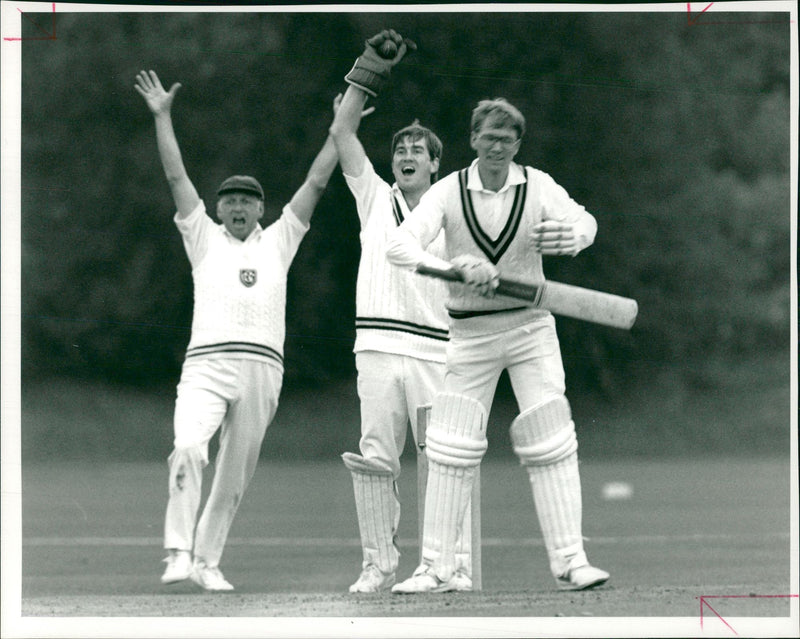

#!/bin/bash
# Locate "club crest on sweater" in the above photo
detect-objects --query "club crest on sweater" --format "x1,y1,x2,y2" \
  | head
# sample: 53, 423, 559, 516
239, 269, 257, 287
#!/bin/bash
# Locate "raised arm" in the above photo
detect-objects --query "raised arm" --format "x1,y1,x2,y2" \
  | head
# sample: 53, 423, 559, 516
330, 29, 416, 177
288, 93, 375, 226
134, 70, 200, 218
328, 85, 370, 177
286, 135, 337, 227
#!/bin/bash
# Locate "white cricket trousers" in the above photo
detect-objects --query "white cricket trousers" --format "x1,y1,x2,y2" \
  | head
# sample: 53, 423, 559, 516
355, 351, 445, 477
163, 357, 282, 567
444, 313, 565, 413
444, 312, 588, 575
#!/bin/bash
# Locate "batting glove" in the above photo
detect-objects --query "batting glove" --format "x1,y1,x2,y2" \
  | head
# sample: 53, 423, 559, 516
451, 254, 499, 298
344, 29, 417, 97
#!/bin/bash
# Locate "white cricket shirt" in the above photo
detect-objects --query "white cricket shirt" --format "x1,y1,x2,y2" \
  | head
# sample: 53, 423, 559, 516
386, 160, 597, 315
344, 157, 449, 363
175, 200, 309, 371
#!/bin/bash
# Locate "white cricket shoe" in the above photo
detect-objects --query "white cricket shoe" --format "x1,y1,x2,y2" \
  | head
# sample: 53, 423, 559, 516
391, 564, 472, 594
190, 559, 234, 592
349, 564, 396, 593
160, 550, 193, 584
556, 564, 610, 591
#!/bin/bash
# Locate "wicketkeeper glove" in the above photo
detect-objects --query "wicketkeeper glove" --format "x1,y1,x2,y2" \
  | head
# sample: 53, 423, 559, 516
451, 254, 500, 298
344, 29, 417, 97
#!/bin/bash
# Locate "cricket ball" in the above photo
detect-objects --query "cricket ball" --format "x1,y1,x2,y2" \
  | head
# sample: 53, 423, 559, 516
379, 40, 398, 58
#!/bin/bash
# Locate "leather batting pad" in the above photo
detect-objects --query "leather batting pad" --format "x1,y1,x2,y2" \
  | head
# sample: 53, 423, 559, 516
510, 397, 584, 578
422, 393, 487, 582
342, 453, 400, 573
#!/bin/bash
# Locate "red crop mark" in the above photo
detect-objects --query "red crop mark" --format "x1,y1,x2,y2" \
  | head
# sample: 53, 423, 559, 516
698, 594, 799, 635
687, 1, 793, 26
3, 2, 56, 41
687, 2, 715, 26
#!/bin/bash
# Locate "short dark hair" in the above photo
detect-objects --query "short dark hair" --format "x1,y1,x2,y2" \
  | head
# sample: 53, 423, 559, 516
390, 121, 443, 182
391, 121, 443, 163
471, 98, 526, 140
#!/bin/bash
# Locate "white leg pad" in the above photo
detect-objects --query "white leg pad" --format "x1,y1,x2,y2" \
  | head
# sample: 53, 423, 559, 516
342, 452, 400, 574
421, 393, 487, 582
455, 500, 473, 575
511, 397, 584, 578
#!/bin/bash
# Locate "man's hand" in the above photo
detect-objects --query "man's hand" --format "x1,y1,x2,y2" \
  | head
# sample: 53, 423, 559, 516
451, 254, 499, 298
344, 29, 417, 97
134, 70, 181, 117
333, 92, 375, 118
533, 221, 580, 256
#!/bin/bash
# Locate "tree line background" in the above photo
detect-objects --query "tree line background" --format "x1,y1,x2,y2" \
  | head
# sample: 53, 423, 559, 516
16, 8, 792, 458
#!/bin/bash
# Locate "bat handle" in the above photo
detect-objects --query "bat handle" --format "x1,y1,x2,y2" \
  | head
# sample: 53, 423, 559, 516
416, 264, 543, 304
416, 264, 463, 283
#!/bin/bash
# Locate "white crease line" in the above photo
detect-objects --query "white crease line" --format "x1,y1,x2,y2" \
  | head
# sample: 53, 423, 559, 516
20, 532, 790, 547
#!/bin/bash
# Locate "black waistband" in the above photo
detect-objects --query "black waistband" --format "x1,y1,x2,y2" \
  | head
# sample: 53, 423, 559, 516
448, 306, 528, 320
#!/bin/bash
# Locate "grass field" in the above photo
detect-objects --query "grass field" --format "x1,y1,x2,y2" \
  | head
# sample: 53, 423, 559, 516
4, 454, 797, 638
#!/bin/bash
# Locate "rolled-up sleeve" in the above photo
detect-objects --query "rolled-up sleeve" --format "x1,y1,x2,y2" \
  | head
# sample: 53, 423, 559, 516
174, 200, 212, 267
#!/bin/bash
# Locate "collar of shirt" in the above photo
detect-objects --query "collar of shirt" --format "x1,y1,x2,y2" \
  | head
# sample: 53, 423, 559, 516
391, 184, 411, 212
221, 223, 263, 243
466, 159, 526, 194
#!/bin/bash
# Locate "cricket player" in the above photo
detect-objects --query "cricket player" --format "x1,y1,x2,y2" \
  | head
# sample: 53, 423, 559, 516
330, 31, 473, 593
386, 97, 610, 593
135, 70, 340, 591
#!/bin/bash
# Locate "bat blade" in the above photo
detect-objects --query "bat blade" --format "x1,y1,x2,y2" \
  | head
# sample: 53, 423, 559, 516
539, 280, 638, 330
416, 264, 638, 329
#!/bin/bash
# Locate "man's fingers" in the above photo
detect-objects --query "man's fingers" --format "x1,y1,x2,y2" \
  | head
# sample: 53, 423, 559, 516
537, 231, 574, 242
538, 239, 577, 249
538, 244, 577, 256
395, 37, 416, 63
362, 105, 376, 117
396, 41, 408, 61
535, 232, 578, 256
147, 70, 165, 91
366, 29, 391, 47
136, 71, 151, 90
534, 222, 572, 235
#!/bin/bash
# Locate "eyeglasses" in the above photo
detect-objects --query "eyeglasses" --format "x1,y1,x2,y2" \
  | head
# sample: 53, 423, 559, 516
476, 133, 519, 148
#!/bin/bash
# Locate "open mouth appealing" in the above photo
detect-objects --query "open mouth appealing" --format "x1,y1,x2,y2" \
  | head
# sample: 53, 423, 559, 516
401, 165, 416, 176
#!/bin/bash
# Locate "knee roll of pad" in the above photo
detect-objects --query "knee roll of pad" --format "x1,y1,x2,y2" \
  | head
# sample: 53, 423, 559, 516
425, 393, 488, 467
511, 396, 578, 467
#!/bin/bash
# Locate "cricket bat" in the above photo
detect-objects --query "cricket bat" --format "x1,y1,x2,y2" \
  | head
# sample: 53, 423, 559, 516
416, 264, 638, 330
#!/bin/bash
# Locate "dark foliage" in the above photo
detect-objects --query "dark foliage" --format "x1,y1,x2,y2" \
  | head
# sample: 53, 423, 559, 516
20, 10, 791, 399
